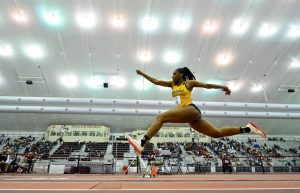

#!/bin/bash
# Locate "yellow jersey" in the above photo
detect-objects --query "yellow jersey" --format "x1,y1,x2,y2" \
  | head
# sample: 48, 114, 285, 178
172, 82, 192, 108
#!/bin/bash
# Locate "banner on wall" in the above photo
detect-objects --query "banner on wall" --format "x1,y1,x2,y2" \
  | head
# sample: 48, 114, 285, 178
46, 124, 110, 143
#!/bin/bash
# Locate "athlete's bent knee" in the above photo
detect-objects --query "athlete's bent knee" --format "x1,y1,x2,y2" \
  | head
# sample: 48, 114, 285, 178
156, 114, 167, 123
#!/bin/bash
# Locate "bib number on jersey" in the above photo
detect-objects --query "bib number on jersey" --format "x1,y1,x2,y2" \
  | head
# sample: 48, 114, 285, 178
175, 96, 181, 105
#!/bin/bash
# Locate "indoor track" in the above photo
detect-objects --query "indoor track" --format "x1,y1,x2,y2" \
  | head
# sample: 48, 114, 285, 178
0, 174, 300, 193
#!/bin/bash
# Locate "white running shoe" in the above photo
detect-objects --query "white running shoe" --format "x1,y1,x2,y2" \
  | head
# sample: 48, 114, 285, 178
128, 136, 144, 154
247, 122, 267, 138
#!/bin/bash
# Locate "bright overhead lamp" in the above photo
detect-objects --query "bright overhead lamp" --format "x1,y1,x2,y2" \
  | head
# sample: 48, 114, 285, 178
111, 15, 126, 29
216, 52, 233, 66
61, 75, 78, 88
163, 51, 181, 64
0, 45, 13, 57
24, 45, 43, 59
290, 58, 300, 68
288, 25, 300, 38
251, 84, 263, 92
109, 76, 126, 88
86, 76, 103, 88
202, 20, 219, 34
138, 51, 152, 63
141, 17, 159, 32
258, 23, 277, 37
172, 18, 190, 32
76, 13, 96, 29
43, 10, 63, 26
12, 10, 28, 24
231, 19, 250, 34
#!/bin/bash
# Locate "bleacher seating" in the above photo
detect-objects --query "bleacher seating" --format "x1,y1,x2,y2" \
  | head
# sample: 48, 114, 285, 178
141, 143, 154, 157
85, 142, 108, 157
112, 142, 129, 158
25, 140, 56, 155
0, 136, 36, 154
53, 142, 84, 157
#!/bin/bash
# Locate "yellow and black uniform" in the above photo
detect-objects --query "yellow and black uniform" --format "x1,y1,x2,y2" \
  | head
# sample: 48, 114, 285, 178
172, 82, 201, 115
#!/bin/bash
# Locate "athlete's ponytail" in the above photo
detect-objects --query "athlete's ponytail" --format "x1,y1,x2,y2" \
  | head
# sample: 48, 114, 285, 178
176, 67, 196, 81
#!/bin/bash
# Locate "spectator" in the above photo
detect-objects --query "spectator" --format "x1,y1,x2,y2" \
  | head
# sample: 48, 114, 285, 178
26, 152, 35, 173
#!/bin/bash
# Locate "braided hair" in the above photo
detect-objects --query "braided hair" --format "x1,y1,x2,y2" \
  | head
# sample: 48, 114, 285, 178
176, 67, 196, 81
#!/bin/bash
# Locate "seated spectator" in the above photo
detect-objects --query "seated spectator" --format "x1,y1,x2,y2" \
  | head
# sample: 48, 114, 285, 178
26, 152, 35, 173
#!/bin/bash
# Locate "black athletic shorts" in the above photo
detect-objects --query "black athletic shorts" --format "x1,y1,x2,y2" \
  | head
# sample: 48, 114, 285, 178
188, 103, 202, 118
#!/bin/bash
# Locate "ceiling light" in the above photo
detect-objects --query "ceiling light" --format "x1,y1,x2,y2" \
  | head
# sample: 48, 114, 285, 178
202, 20, 219, 34
231, 19, 249, 34
61, 75, 78, 88
12, 10, 28, 23
141, 17, 159, 32
43, 10, 63, 26
86, 76, 103, 88
24, 45, 43, 59
0, 45, 13, 57
258, 23, 277, 37
172, 18, 190, 32
288, 25, 300, 38
216, 52, 233, 66
290, 58, 300, 68
109, 76, 126, 88
111, 15, 126, 28
134, 79, 151, 90
163, 51, 181, 64
251, 84, 263, 92
138, 51, 152, 62
76, 13, 96, 29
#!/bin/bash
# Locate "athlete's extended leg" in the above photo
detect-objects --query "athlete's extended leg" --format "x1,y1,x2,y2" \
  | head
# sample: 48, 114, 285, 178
189, 119, 267, 138
128, 106, 200, 154
145, 107, 199, 138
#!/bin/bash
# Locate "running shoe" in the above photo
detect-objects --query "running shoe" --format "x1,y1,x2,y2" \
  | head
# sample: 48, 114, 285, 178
128, 136, 144, 154
247, 122, 267, 138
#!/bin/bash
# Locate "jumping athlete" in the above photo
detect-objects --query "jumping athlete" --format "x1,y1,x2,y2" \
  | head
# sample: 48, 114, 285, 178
128, 67, 267, 154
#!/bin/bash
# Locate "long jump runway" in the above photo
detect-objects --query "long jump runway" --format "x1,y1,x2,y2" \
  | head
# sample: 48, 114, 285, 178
0, 174, 300, 193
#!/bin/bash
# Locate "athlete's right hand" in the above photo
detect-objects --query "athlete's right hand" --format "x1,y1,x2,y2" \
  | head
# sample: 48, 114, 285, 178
136, 70, 143, 75
223, 87, 231, 96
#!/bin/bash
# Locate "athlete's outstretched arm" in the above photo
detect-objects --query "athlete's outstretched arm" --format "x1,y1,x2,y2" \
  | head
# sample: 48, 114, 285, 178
136, 70, 172, 87
187, 80, 231, 95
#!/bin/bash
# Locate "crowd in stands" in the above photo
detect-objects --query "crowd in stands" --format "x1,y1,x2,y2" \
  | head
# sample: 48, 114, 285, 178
208, 137, 300, 168
0, 136, 35, 155
0, 137, 59, 174
85, 142, 108, 158
25, 138, 57, 159
1, 134, 300, 174
268, 137, 286, 142
157, 142, 182, 157
53, 142, 84, 156
184, 142, 211, 158
0, 152, 35, 174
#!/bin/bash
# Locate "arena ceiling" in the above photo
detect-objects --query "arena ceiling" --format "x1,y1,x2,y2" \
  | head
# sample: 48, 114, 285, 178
0, 0, 300, 134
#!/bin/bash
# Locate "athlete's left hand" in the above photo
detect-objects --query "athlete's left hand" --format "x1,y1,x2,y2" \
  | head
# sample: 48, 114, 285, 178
223, 87, 231, 95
